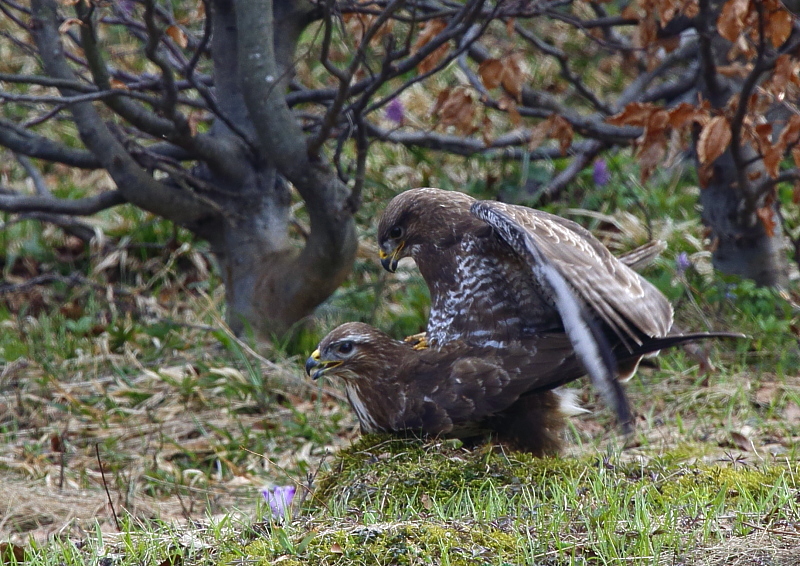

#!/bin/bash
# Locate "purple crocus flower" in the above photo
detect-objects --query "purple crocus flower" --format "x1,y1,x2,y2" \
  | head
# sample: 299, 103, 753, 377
593, 159, 610, 186
385, 98, 405, 125
261, 485, 296, 519
675, 252, 691, 275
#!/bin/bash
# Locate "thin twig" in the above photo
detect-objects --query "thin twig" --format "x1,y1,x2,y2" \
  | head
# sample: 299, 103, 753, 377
96, 443, 121, 531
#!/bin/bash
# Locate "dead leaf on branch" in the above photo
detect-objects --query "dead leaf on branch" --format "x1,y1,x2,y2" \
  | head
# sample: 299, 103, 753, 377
498, 96, 522, 127
500, 54, 524, 101
607, 101, 660, 127
58, 17, 82, 33
527, 115, 573, 155
413, 19, 450, 75
717, 0, 752, 42
658, 0, 699, 24
667, 101, 709, 131
343, 12, 395, 49
765, 54, 800, 99
765, 6, 794, 48
756, 205, 777, 237
431, 87, 477, 135
478, 55, 525, 101
478, 58, 504, 90
166, 25, 188, 49
697, 115, 732, 165
637, 135, 667, 183
763, 146, 782, 178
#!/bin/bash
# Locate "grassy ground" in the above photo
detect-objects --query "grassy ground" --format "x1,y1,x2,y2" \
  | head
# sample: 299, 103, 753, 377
2, 154, 800, 564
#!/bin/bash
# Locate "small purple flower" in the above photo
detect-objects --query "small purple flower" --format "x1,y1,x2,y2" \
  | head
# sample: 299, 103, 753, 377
592, 159, 610, 187
675, 252, 691, 275
385, 98, 405, 125
261, 485, 296, 519
117, 0, 136, 16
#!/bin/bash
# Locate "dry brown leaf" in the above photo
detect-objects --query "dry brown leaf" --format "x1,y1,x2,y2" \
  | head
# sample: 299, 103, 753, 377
637, 14, 659, 49
550, 115, 573, 155
166, 25, 188, 49
500, 54, 524, 101
637, 136, 667, 183
413, 20, 449, 75
697, 115, 732, 165
478, 59, 504, 90
717, 0, 751, 42
58, 17, 82, 34
607, 102, 659, 127
0, 543, 25, 564
763, 146, 782, 178
698, 162, 715, 188
432, 88, 476, 135
756, 206, 777, 236
667, 102, 707, 130
767, 54, 797, 98
753, 122, 774, 153
498, 96, 521, 127
716, 63, 753, 78
730, 430, 751, 451
528, 119, 551, 152
766, 8, 793, 48
506, 17, 516, 35
777, 113, 800, 151
480, 114, 494, 147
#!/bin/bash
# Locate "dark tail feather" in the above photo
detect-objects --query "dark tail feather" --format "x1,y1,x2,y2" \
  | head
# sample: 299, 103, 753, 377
630, 332, 746, 358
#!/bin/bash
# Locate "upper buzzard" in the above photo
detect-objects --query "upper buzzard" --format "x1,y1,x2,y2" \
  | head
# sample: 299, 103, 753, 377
376, 188, 703, 430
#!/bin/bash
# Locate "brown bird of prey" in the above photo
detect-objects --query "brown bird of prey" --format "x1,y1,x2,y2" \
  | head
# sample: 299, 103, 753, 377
377, 188, 735, 431
305, 322, 729, 455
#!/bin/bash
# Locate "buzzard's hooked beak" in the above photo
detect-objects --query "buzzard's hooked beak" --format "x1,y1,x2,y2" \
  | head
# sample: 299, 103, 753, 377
379, 242, 404, 273
305, 349, 342, 380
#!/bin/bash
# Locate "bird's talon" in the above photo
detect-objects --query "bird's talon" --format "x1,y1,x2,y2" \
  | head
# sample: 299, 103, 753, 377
404, 332, 429, 350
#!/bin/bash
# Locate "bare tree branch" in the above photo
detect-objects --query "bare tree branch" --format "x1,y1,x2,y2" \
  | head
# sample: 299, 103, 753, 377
30, 0, 213, 225
0, 188, 125, 215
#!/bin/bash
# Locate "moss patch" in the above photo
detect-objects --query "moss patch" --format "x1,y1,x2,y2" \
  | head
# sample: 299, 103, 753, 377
313, 435, 586, 510
247, 520, 521, 566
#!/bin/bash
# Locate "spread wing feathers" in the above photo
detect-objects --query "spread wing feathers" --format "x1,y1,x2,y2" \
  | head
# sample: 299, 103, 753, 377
616, 240, 667, 271
472, 201, 673, 348
469, 203, 633, 430
399, 338, 576, 434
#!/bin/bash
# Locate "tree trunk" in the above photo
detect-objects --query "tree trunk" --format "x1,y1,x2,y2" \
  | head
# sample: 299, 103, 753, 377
699, 151, 789, 287
696, 9, 791, 289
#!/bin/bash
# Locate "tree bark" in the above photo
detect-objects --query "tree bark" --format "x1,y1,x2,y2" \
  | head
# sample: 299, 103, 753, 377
699, 151, 789, 287
20, 0, 357, 337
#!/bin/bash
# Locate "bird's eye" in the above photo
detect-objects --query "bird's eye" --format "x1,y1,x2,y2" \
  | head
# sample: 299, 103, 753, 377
388, 226, 404, 239
337, 341, 354, 354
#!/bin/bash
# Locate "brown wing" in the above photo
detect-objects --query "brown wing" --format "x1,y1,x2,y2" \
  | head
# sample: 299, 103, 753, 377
397, 335, 581, 431
472, 200, 673, 346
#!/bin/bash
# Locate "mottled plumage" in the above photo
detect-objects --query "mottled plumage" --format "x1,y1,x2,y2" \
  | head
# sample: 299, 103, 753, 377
376, 188, 730, 430
305, 323, 732, 454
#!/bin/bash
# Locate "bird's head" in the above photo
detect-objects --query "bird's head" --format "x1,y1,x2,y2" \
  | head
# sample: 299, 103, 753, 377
305, 322, 403, 382
377, 188, 475, 272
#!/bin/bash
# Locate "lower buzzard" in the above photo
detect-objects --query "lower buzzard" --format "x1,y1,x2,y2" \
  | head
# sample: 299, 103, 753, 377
306, 323, 732, 454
